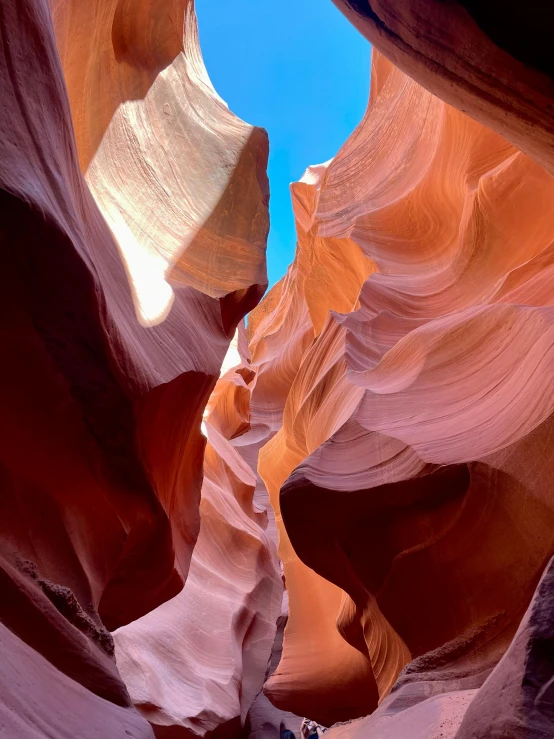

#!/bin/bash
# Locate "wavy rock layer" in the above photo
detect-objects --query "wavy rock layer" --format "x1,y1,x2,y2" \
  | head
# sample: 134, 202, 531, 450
114, 335, 283, 737
250, 50, 554, 735
248, 163, 378, 727
4, 1, 554, 737
323, 554, 554, 739
0, 0, 268, 736
332, 0, 554, 176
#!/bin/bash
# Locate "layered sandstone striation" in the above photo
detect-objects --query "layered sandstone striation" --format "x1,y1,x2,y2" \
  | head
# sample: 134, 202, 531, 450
0, 0, 268, 736
3, 0, 554, 737
252, 49, 554, 736
332, 0, 554, 175
248, 167, 379, 726
114, 335, 284, 737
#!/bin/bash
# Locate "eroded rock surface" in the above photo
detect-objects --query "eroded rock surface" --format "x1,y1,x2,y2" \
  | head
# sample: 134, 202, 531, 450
0, 0, 268, 735
251, 50, 554, 736
114, 334, 283, 737
3, 1, 554, 738
332, 0, 554, 175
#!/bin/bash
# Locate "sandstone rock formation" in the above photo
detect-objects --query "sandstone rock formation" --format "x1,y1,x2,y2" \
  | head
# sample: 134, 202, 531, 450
114, 337, 284, 737
3, 0, 554, 737
0, 0, 268, 735
248, 165, 379, 726
322, 556, 554, 739
251, 49, 554, 736
247, 591, 304, 739
455, 554, 554, 739
332, 0, 554, 176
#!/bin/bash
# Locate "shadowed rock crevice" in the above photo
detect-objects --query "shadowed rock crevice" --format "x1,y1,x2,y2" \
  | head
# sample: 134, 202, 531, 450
2, 1, 554, 738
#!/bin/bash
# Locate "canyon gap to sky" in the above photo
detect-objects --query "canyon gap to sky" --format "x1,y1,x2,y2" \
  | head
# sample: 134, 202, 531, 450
196, 0, 371, 286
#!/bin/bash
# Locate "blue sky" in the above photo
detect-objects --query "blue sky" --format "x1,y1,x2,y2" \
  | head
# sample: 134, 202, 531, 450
196, 0, 371, 286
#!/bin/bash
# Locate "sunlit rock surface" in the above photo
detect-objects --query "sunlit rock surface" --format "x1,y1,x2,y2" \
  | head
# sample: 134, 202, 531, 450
3, 0, 554, 737
252, 50, 554, 735
114, 334, 283, 737
332, 0, 554, 176
0, 0, 268, 736
248, 162, 378, 726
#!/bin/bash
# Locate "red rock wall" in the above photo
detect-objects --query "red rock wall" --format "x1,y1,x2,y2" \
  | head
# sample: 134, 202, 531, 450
114, 335, 284, 737
332, 0, 554, 176
250, 50, 554, 737
0, 0, 269, 736
3, 1, 554, 738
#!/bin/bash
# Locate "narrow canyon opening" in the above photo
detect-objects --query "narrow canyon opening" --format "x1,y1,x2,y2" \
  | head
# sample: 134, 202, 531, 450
1, 2, 554, 739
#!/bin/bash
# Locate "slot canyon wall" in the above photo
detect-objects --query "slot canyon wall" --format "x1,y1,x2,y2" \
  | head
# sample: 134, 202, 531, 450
0, 0, 271, 736
259, 49, 554, 738
1, 1, 554, 739
332, 0, 554, 175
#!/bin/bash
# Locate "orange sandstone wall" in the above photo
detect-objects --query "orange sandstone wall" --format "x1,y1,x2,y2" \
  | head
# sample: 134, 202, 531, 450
3, 1, 554, 738
0, 0, 268, 736
332, 0, 554, 176
251, 50, 554, 737
114, 342, 284, 737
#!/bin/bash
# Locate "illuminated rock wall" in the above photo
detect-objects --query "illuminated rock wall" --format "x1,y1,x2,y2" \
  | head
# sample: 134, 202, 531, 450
255, 50, 554, 737
2, 1, 554, 738
0, 0, 268, 736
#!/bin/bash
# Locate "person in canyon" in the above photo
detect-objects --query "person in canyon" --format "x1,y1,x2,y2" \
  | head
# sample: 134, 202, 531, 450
301, 718, 327, 737
280, 721, 297, 739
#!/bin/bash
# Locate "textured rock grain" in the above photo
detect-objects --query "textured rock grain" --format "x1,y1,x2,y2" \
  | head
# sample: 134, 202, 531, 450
251, 50, 554, 736
0, 0, 268, 735
332, 0, 554, 175
114, 338, 283, 737
4, 1, 554, 738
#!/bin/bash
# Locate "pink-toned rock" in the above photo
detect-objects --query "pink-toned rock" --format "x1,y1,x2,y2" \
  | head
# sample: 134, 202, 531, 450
332, 0, 554, 175
0, 0, 268, 734
0, 621, 154, 739
456, 555, 554, 738
4, 1, 554, 738
114, 352, 283, 737
249, 49, 554, 734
